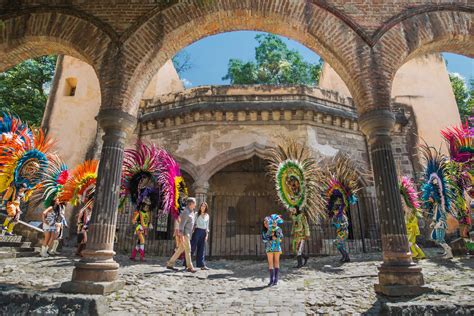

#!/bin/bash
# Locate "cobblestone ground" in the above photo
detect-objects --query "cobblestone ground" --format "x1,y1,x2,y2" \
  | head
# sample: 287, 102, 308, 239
0, 248, 472, 315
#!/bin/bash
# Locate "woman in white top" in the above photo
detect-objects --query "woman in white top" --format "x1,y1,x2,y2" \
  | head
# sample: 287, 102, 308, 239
191, 202, 210, 270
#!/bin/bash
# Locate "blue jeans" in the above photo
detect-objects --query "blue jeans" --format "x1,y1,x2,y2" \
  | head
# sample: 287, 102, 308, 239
191, 228, 207, 267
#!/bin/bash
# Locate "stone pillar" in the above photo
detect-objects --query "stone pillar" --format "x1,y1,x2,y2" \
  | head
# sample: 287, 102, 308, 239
193, 180, 209, 206
359, 109, 429, 296
61, 109, 136, 295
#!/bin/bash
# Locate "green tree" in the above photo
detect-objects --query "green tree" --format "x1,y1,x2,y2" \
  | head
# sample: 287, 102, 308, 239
222, 34, 323, 86
449, 73, 473, 123
0, 55, 57, 126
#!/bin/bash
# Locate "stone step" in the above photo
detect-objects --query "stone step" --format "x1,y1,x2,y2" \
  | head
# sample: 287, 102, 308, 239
0, 251, 13, 259
0, 235, 23, 243
0, 241, 31, 248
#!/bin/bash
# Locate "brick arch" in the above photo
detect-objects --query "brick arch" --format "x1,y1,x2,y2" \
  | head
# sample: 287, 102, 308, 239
121, 0, 370, 116
0, 10, 116, 74
195, 142, 269, 184
374, 9, 474, 91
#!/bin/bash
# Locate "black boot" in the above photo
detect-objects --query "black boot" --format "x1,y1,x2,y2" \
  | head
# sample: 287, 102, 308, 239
302, 254, 309, 266
295, 255, 303, 268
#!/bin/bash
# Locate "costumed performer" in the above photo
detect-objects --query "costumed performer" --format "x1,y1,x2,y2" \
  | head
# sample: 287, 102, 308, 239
420, 144, 454, 259
266, 138, 324, 269
321, 154, 360, 263
120, 143, 162, 262
62, 160, 98, 257
399, 176, 426, 260
262, 214, 284, 286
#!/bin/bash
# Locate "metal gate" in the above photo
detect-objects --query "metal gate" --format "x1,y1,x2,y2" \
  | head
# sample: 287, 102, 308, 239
207, 193, 381, 258
114, 193, 381, 258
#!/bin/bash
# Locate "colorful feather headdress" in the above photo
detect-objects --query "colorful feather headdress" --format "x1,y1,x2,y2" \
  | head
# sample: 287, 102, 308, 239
321, 154, 360, 218
0, 128, 53, 192
399, 176, 420, 213
266, 138, 324, 222
265, 214, 284, 227
157, 149, 188, 219
441, 120, 473, 164
30, 155, 69, 207
419, 143, 454, 215
62, 160, 99, 206
0, 113, 31, 147
120, 142, 162, 210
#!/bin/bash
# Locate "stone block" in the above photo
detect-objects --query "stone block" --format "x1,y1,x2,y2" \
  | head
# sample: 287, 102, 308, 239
0, 290, 107, 315
61, 280, 125, 295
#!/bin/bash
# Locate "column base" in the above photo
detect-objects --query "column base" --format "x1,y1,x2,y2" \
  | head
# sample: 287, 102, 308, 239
61, 249, 123, 295
374, 263, 431, 297
374, 284, 432, 297
60, 280, 125, 295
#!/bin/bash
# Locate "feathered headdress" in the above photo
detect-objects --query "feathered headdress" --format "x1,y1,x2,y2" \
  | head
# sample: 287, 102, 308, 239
441, 121, 473, 164
157, 149, 188, 219
62, 160, 99, 206
419, 143, 454, 216
120, 143, 162, 210
0, 113, 31, 147
265, 214, 284, 227
266, 138, 324, 222
399, 176, 420, 213
0, 128, 53, 192
321, 154, 360, 219
30, 155, 69, 207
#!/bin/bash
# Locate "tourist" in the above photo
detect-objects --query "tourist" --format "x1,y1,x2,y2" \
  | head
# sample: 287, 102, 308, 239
166, 197, 197, 273
191, 202, 210, 270
262, 214, 283, 286
49, 200, 67, 255
75, 200, 93, 257
40, 198, 59, 257
290, 205, 310, 268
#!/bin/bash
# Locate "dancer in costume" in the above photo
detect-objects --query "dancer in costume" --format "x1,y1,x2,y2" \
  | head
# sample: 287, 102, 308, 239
262, 214, 284, 286
420, 144, 454, 259
30, 155, 70, 256
120, 143, 162, 262
399, 176, 426, 260
441, 122, 473, 242
0, 126, 53, 235
290, 205, 310, 268
62, 160, 98, 257
321, 154, 360, 263
266, 138, 324, 268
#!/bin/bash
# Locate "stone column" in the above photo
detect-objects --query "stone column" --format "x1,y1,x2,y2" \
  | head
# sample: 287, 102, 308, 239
193, 180, 209, 206
359, 109, 429, 296
61, 109, 136, 295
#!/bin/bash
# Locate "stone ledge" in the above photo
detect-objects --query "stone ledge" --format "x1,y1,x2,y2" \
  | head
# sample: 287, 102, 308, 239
381, 301, 474, 316
0, 290, 107, 316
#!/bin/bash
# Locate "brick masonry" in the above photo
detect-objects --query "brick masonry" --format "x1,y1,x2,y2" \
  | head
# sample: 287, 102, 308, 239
0, 1, 472, 116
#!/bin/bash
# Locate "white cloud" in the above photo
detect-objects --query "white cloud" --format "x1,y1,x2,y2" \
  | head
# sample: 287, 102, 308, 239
181, 78, 193, 88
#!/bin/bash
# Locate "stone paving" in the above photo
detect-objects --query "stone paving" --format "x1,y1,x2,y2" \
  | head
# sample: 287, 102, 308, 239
0, 248, 472, 315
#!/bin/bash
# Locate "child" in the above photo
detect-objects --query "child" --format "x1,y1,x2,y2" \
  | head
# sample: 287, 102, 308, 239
262, 214, 284, 286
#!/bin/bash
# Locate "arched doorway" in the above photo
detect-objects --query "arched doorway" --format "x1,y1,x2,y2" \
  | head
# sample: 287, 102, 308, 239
207, 155, 381, 258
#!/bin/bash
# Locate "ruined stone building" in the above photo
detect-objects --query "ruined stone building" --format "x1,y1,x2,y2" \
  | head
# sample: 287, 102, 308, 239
42, 52, 461, 257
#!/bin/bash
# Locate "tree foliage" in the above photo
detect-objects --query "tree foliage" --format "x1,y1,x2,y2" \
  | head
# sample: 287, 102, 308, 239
0, 55, 57, 126
172, 50, 193, 76
449, 73, 474, 124
222, 34, 323, 86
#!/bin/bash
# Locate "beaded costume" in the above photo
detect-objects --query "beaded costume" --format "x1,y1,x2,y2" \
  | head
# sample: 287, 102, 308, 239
321, 154, 360, 263
0, 115, 53, 236
262, 214, 284, 253
420, 144, 455, 259
266, 138, 324, 267
441, 122, 473, 244
399, 176, 426, 260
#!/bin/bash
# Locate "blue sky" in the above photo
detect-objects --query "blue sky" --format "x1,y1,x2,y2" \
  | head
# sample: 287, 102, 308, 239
175, 31, 473, 88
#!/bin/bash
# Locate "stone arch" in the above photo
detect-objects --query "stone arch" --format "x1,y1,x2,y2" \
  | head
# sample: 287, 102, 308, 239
373, 8, 474, 88
196, 142, 269, 184
172, 155, 199, 184
121, 0, 370, 116
0, 9, 116, 73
